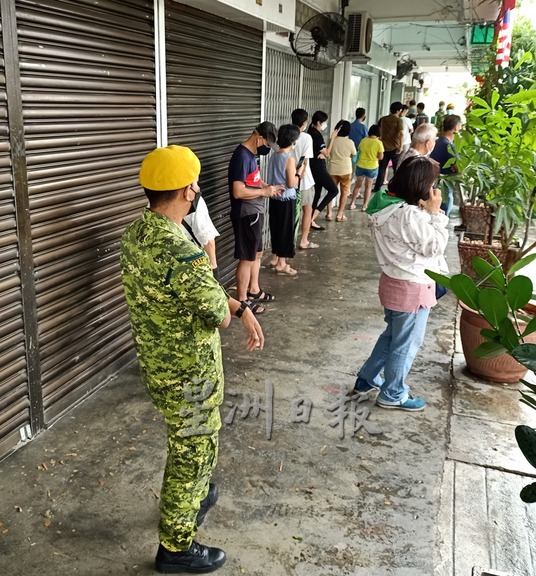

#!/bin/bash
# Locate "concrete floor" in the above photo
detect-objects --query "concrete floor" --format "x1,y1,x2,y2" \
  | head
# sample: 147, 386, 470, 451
1, 207, 535, 576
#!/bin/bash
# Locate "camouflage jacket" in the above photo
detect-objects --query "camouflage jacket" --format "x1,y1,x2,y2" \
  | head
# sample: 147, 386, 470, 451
120, 210, 228, 431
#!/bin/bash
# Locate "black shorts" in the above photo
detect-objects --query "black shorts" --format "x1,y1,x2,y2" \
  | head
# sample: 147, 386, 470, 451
232, 213, 264, 261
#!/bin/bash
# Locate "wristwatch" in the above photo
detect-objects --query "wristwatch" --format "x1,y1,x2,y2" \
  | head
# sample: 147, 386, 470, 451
235, 301, 249, 318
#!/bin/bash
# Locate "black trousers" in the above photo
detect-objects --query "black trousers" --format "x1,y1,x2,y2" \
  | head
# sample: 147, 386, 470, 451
373, 149, 400, 192
311, 167, 339, 213
269, 198, 296, 258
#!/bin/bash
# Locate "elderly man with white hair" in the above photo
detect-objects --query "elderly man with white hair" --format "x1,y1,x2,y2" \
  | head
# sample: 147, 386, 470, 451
397, 123, 438, 166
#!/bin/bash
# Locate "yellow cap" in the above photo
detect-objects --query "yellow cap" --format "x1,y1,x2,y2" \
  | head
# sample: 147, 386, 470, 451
139, 145, 201, 191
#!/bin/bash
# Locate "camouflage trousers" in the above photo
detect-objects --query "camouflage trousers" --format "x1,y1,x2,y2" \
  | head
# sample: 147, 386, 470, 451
158, 415, 219, 552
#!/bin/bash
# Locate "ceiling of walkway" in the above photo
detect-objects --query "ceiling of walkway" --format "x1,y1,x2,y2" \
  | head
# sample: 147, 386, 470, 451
348, 0, 502, 72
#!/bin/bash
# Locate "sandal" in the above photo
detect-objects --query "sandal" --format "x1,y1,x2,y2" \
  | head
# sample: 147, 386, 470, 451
325, 214, 333, 221
298, 241, 319, 249
349, 204, 356, 210
243, 301, 265, 315
275, 265, 297, 276
336, 215, 347, 222
247, 289, 276, 302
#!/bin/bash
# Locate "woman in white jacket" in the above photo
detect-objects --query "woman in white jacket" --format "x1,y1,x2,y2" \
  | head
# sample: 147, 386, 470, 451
354, 156, 449, 411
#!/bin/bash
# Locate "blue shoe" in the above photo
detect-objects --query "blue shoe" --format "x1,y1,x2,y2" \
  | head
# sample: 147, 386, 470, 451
376, 395, 426, 411
354, 377, 380, 393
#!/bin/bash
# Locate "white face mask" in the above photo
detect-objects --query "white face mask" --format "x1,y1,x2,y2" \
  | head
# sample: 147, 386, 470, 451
320, 122, 328, 131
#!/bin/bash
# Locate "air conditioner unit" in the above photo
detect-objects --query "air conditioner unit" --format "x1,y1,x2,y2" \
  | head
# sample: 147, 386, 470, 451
346, 11, 373, 57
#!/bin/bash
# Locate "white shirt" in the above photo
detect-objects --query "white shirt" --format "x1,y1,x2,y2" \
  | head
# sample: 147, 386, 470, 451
402, 117, 413, 146
292, 131, 315, 190
181, 196, 219, 247
368, 203, 449, 284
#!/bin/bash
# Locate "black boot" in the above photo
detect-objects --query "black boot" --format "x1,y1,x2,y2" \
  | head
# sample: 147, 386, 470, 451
196, 483, 219, 527
155, 541, 226, 573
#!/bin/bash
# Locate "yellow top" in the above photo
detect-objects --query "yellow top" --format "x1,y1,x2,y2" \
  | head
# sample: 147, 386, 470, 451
357, 137, 384, 170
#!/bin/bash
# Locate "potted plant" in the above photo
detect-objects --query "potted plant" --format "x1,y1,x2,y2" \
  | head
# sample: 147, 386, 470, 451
426, 252, 536, 381
446, 130, 493, 236
426, 253, 536, 504
451, 51, 536, 276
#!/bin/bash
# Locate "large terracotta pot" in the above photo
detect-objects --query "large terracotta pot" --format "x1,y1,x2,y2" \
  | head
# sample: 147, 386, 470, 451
459, 303, 536, 383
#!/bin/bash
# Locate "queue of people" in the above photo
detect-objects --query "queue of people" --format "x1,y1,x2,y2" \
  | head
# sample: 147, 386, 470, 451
117, 102, 459, 574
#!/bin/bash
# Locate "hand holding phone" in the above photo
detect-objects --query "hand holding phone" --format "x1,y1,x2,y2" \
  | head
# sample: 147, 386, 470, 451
296, 156, 305, 171
419, 187, 442, 214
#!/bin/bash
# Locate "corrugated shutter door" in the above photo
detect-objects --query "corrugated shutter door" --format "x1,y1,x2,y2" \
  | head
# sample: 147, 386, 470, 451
0, 21, 31, 457
16, 0, 156, 422
165, 2, 263, 287
265, 48, 301, 128
302, 67, 334, 120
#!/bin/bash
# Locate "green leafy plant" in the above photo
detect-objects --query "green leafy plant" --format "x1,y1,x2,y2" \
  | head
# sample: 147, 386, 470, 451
454, 51, 536, 252
426, 252, 536, 503
515, 425, 536, 503
476, 19, 536, 103
427, 252, 536, 358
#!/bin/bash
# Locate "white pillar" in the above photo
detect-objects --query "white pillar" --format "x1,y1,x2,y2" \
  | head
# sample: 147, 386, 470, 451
154, 0, 167, 147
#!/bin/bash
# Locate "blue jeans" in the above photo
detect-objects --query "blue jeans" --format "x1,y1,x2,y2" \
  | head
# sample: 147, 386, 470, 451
357, 307, 431, 404
440, 179, 454, 216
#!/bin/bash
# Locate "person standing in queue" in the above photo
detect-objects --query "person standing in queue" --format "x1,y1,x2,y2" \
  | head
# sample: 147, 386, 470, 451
354, 156, 448, 412
229, 122, 284, 313
373, 102, 404, 193
308, 111, 340, 230
121, 145, 265, 574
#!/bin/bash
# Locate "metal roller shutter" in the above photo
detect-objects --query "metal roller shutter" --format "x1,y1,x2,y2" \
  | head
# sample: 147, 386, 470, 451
265, 46, 335, 131
265, 48, 301, 129
301, 66, 334, 122
16, 0, 156, 424
0, 18, 31, 457
165, 1, 263, 286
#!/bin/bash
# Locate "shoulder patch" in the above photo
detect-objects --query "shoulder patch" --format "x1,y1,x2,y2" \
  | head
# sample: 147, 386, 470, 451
191, 255, 208, 269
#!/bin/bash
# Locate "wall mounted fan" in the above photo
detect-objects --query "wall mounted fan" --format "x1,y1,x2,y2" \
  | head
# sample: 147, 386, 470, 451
289, 12, 348, 71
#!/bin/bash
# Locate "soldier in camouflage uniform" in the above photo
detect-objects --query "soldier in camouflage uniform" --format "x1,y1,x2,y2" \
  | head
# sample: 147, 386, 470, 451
120, 145, 264, 574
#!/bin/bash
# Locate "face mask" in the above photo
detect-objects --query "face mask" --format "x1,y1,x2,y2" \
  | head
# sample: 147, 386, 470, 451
187, 191, 201, 215
320, 122, 328, 131
257, 145, 272, 156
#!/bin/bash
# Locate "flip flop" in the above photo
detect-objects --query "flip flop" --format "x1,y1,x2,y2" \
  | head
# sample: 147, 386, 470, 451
276, 265, 297, 276
247, 289, 276, 302
336, 215, 347, 222
299, 242, 319, 249
325, 215, 333, 221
